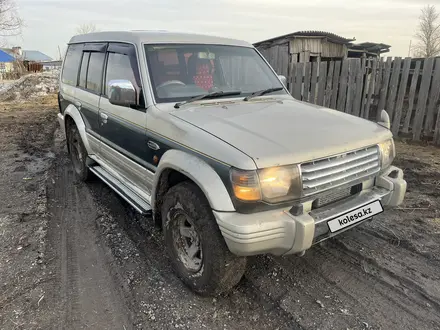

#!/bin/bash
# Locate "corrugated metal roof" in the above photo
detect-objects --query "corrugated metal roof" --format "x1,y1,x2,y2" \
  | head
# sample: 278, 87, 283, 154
254, 31, 355, 46
0, 49, 15, 62
23, 50, 53, 62
0, 48, 17, 58
349, 42, 391, 54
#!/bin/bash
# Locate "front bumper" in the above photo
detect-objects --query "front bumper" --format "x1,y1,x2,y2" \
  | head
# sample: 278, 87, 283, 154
214, 166, 406, 257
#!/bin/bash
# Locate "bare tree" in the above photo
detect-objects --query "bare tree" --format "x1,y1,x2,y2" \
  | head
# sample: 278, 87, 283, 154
0, 0, 22, 37
413, 5, 440, 57
76, 23, 98, 35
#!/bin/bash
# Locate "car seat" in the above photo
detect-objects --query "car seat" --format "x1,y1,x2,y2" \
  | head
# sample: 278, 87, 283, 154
187, 54, 214, 90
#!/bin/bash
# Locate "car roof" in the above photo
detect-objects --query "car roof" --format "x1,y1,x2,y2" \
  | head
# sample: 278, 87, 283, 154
68, 30, 253, 48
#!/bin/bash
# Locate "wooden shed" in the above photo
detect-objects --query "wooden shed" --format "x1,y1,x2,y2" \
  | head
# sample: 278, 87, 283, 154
254, 31, 355, 78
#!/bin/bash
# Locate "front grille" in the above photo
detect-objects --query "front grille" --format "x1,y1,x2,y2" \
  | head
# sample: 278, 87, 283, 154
300, 146, 380, 196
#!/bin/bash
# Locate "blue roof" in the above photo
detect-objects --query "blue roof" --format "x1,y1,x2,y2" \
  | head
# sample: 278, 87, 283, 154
23, 50, 52, 62
0, 49, 15, 62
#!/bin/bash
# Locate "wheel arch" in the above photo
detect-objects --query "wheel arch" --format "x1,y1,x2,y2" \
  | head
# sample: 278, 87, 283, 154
63, 104, 92, 154
152, 149, 235, 225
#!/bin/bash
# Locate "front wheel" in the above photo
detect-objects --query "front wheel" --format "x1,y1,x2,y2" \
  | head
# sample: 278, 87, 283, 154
162, 181, 247, 296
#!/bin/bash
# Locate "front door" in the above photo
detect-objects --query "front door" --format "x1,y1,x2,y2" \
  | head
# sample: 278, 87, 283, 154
98, 43, 153, 194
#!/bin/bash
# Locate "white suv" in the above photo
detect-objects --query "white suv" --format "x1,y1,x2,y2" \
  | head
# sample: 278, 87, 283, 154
57, 31, 407, 296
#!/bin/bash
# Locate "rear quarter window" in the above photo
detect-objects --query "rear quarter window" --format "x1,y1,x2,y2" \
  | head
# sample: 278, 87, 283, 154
78, 52, 90, 88
61, 44, 83, 86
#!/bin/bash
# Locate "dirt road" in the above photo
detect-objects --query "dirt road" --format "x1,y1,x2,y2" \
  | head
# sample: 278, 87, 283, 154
1, 95, 440, 330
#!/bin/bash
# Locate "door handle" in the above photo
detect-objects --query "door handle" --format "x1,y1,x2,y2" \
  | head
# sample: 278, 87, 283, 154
100, 112, 108, 124
147, 140, 160, 151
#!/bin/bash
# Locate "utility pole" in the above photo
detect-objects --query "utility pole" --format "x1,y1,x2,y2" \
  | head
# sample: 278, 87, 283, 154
57, 45, 62, 60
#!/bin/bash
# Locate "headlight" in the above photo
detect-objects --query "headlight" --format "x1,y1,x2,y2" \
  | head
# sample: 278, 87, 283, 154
230, 165, 302, 203
378, 139, 395, 169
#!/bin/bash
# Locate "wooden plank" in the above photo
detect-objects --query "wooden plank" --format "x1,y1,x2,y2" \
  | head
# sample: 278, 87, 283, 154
353, 58, 365, 117
303, 62, 311, 102
289, 51, 298, 91
337, 60, 349, 111
391, 57, 411, 135
266, 47, 274, 67
293, 62, 303, 100
288, 61, 297, 94
373, 57, 384, 116
330, 61, 341, 109
317, 61, 327, 106
346, 59, 358, 114
377, 57, 392, 115
403, 61, 421, 133
324, 61, 335, 107
385, 57, 402, 120
286, 53, 292, 91
413, 57, 435, 140
279, 45, 289, 78
434, 104, 440, 144
272, 45, 280, 72
310, 62, 318, 104
424, 58, 440, 134
363, 59, 378, 119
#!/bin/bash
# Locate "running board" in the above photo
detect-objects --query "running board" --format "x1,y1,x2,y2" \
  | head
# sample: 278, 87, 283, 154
89, 165, 152, 214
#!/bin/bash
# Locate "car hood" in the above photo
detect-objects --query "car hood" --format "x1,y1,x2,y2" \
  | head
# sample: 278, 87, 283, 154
169, 98, 392, 168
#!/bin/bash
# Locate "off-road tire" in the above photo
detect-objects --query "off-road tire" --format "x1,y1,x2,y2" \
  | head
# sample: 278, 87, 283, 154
162, 181, 247, 296
67, 124, 92, 181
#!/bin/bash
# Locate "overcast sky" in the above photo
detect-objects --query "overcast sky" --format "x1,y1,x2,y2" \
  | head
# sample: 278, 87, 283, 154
11, 0, 439, 59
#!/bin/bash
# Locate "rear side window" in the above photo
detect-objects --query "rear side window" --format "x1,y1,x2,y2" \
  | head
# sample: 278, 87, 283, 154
86, 52, 105, 94
61, 44, 83, 85
78, 52, 90, 88
104, 52, 136, 96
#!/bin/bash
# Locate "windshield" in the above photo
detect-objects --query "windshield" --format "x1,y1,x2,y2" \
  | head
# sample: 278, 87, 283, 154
144, 44, 286, 103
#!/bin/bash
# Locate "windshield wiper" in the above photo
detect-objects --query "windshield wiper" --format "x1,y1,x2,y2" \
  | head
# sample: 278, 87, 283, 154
243, 87, 284, 101
174, 90, 242, 109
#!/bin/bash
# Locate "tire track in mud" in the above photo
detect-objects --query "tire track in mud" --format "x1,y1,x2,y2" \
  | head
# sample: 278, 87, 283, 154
46, 156, 133, 329
245, 226, 440, 330
334, 227, 440, 310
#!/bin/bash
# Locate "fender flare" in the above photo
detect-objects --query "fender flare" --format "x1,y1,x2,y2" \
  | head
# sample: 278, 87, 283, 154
63, 104, 93, 154
151, 149, 235, 212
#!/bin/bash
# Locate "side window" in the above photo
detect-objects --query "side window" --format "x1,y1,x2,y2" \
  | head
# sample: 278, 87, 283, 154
86, 52, 105, 94
78, 52, 90, 88
61, 44, 83, 86
105, 52, 136, 96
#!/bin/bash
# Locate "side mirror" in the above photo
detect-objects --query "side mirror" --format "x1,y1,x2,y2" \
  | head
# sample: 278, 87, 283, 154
278, 75, 287, 88
108, 79, 137, 107
378, 109, 391, 129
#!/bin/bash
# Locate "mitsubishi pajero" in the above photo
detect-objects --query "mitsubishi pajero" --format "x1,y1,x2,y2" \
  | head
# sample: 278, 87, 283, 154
57, 31, 407, 296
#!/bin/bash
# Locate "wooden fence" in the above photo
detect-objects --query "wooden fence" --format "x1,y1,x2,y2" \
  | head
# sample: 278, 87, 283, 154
266, 56, 440, 145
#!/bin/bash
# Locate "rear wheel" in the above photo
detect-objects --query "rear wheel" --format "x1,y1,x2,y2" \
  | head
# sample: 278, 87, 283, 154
67, 124, 91, 181
162, 181, 247, 296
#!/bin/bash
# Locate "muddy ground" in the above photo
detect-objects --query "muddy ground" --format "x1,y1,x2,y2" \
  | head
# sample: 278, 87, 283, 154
0, 95, 439, 330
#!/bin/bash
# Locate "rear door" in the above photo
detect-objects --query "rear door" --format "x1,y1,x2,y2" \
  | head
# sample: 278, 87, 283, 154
98, 43, 152, 193
75, 43, 107, 154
